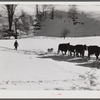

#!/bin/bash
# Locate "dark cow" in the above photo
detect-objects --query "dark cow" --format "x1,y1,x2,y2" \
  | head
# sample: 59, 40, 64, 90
74, 44, 87, 58
68, 45, 76, 56
88, 45, 100, 60
58, 43, 70, 55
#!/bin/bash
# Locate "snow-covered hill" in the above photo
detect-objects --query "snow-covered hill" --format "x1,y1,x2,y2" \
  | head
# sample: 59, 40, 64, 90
0, 36, 100, 90
1, 10, 100, 38
35, 11, 100, 37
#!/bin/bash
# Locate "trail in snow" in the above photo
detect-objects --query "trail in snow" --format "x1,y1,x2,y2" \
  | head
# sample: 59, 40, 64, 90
0, 37, 100, 90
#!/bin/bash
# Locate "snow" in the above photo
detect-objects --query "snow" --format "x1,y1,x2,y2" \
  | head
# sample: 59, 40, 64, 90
0, 36, 100, 90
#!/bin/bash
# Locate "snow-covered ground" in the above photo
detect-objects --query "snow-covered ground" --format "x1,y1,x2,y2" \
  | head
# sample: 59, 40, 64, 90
0, 36, 100, 90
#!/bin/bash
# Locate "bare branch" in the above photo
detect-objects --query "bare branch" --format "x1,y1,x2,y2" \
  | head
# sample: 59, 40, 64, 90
2, 5, 8, 14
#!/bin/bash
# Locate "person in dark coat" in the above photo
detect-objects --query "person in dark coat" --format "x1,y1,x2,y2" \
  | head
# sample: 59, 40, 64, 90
14, 40, 19, 50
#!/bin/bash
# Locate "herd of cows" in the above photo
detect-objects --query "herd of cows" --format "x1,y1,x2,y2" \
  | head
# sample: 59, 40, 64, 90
57, 43, 100, 60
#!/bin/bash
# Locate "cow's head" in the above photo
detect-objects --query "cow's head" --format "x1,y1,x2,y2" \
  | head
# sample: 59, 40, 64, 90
67, 42, 70, 45
84, 45, 87, 50
68, 42, 70, 45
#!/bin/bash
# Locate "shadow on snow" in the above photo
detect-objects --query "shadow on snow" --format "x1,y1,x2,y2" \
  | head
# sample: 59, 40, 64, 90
37, 54, 100, 69
0, 45, 100, 69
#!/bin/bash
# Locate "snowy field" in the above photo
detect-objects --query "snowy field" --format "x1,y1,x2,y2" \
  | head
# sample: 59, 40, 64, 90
0, 36, 100, 90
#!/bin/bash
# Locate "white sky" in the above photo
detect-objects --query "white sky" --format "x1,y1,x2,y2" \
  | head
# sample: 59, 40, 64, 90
1, 2, 100, 19
17, 4, 100, 14
18, 4, 100, 18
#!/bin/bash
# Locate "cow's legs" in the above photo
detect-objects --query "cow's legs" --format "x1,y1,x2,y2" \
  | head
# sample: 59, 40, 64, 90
81, 52, 84, 59
96, 55, 98, 61
95, 53, 99, 61
73, 52, 75, 57
70, 52, 72, 56
57, 50, 60, 54
76, 52, 79, 57
88, 53, 90, 60
65, 51, 67, 55
62, 51, 63, 55
68, 51, 70, 56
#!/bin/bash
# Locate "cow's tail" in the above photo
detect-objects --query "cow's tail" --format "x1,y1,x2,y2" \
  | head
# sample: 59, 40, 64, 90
57, 45, 60, 54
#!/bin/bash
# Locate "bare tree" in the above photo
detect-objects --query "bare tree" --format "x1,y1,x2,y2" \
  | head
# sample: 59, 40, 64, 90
61, 28, 70, 39
48, 5, 55, 19
36, 5, 38, 17
67, 5, 78, 22
67, 5, 84, 25
20, 11, 32, 34
35, 5, 42, 22
13, 10, 34, 37
5, 5, 17, 31
13, 14, 24, 39
42, 5, 47, 19
50, 7, 54, 19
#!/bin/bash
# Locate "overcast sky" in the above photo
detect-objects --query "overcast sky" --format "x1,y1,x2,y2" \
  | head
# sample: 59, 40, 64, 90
18, 3, 100, 18
17, 4, 100, 14
1, 2, 100, 20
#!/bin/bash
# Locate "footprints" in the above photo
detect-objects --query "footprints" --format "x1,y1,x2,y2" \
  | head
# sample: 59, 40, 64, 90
0, 78, 99, 90
1, 46, 100, 69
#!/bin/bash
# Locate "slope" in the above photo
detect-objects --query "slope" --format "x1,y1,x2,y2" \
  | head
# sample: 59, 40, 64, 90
35, 11, 100, 37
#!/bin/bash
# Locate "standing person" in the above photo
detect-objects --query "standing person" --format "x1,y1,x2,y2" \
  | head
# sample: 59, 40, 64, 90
14, 40, 19, 50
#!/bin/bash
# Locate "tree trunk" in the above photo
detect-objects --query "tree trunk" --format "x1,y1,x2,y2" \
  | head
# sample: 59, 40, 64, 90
36, 5, 39, 20
8, 14, 13, 31
15, 22, 17, 39
6, 5, 17, 31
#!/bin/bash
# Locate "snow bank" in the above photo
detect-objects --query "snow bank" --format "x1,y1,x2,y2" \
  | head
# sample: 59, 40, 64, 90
0, 36, 100, 90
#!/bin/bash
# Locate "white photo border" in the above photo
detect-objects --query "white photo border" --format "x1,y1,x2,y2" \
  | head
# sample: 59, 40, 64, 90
0, 1, 100, 98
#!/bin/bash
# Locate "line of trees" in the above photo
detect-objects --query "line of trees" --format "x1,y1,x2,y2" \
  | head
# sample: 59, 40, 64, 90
1, 4, 84, 39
